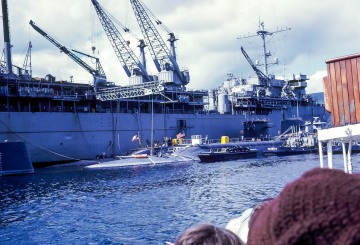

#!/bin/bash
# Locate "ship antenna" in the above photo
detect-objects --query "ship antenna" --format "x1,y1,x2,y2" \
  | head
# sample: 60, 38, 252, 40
238, 20, 291, 77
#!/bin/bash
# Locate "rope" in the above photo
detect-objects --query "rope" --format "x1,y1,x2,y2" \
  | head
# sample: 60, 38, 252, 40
75, 111, 92, 152
0, 117, 91, 162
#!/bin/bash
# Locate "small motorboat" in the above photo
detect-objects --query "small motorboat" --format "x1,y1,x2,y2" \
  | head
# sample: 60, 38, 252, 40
263, 131, 318, 156
263, 146, 318, 156
198, 146, 257, 163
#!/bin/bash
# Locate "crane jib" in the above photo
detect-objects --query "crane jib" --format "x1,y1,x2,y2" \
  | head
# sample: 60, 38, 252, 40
130, 0, 189, 86
29, 20, 106, 88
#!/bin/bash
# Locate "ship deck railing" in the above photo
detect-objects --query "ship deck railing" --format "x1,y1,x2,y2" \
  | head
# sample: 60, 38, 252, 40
317, 123, 360, 174
204, 137, 279, 145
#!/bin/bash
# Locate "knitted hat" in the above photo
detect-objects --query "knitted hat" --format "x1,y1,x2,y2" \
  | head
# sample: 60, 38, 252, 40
247, 167, 360, 245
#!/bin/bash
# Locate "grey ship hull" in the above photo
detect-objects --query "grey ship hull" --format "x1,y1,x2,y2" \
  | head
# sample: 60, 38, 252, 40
0, 104, 326, 163
0, 0, 329, 165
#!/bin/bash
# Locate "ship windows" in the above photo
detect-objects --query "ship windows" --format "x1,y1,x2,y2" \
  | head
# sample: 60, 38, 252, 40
177, 119, 187, 128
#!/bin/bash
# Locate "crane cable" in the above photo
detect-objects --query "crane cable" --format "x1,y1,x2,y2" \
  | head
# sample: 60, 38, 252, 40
137, 0, 172, 34
89, 0, 143, 55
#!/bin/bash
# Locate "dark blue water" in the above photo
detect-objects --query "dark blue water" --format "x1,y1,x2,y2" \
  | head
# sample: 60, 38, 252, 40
1, 154, 359, 245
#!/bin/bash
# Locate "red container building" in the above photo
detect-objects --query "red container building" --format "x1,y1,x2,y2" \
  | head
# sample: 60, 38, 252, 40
324, 53, 360, 127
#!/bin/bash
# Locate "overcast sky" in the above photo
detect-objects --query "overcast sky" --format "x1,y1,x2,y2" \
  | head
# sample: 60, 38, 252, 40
3, 0, 360, 93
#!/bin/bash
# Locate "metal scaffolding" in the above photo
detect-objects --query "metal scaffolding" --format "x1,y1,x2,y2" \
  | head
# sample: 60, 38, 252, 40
96, 81, 164, 101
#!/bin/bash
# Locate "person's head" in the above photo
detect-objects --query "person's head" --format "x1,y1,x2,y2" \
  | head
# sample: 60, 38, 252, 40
170, 223, 243, 245
246, 167, 360, 245
226, 198, 273, 244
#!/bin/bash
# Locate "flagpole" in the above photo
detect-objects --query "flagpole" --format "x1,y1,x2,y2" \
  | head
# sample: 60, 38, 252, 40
138, 132, 142, 148
150, 94, 154, 156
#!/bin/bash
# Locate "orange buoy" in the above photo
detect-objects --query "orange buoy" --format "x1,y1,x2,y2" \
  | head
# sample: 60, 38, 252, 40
131, 154, 148, 158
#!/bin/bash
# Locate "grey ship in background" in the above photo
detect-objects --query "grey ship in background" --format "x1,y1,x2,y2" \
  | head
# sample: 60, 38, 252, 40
0, 0, 328, 165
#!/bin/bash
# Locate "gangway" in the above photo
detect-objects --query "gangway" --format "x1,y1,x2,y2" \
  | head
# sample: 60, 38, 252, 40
96, 81, 164, 101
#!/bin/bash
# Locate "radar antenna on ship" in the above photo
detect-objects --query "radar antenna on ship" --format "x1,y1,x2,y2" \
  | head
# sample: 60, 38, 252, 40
238, 20, 291, 79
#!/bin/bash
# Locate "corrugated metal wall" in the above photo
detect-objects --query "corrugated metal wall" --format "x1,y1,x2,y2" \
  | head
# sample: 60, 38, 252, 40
324, 54, 360, 127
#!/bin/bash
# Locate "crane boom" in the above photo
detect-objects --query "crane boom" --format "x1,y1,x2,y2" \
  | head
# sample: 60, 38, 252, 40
90, 0, 150, 82
130, 0, 189, 86
241, 46, 269, 87
2, 0, 12, 74
29, 20, 106, 88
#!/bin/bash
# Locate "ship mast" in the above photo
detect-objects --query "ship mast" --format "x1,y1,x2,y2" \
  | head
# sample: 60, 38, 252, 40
1, 0, 12, 74
239, 21, 291, 77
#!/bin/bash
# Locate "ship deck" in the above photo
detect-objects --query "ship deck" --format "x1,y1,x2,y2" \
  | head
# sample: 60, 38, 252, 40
86, 153, 196, 169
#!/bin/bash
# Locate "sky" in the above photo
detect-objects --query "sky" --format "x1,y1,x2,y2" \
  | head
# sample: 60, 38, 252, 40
3, 0, 360, 93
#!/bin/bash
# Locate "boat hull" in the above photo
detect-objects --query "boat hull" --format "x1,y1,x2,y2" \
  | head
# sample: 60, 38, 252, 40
200, 140, 284, 155
263, 146, 318, 156
0, 104, 326, 164
198, 150, 257, 162
0, 142, 33, 175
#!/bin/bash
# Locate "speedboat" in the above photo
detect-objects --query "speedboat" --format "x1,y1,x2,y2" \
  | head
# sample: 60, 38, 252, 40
198, 146, 257, 163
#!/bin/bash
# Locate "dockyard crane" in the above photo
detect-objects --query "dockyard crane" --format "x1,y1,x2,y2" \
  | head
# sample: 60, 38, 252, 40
29, 20, 106, 89
241, 46, 269, 88
1, 0, 12, 75
130, 0, 190, 86
90, 0, 151, 84
22, 41, 32, 77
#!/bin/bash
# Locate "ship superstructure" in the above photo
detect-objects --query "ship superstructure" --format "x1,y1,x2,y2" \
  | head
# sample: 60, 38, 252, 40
0, 0, 327, 164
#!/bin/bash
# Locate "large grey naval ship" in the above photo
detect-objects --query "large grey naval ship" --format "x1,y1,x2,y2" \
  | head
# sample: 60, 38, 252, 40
0, 0, 328, 164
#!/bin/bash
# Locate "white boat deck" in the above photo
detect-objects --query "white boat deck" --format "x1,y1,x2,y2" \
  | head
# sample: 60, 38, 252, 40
317, 123, 360, 173
86, 153, 197, 169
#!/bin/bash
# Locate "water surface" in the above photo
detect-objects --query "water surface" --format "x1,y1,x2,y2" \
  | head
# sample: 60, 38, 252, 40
1, 154, 359, 244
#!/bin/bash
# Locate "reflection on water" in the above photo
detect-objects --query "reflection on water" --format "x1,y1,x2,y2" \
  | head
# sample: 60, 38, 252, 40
1, 154, 359, 244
